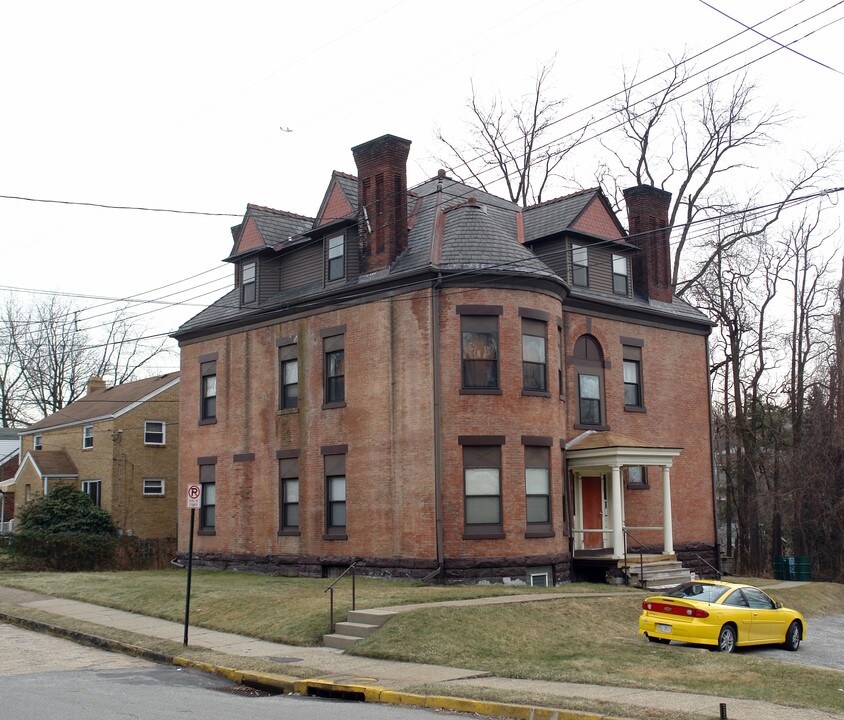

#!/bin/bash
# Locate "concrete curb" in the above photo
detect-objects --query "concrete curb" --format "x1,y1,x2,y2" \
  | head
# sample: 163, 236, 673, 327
0, 608, 619, 720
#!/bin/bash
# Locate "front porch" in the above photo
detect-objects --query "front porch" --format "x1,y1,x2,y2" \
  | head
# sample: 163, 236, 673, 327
566, 431, 683, 564
572, 550, 691, 588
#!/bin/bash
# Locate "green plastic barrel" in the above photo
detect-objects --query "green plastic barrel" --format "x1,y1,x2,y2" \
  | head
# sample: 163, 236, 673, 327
793, 556, 812, 581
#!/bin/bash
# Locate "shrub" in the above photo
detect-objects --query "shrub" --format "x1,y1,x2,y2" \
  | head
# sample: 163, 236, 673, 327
16, 484, 116, 535
11, 485, 117, 570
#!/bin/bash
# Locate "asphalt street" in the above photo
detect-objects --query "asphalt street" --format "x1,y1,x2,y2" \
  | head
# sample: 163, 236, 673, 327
0, 624, 454, 720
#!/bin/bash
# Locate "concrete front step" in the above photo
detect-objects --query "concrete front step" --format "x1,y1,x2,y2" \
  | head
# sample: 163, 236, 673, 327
334, 621, 379, 638
323, 632, 361, 650
347, 609, 397, 626
323, 609, 397, 649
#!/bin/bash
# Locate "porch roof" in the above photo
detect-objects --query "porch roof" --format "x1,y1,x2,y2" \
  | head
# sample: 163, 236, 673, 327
565, 430, 682, 468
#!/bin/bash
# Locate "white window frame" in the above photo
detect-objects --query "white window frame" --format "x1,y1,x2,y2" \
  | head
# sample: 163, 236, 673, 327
144, 420, 166, 446
33, 435, 43, 450
529, 572, 550, 587
82, 479, 101, 507
82, 425, 94, 449
571, 244, 589, 287
143, 478, 165, 496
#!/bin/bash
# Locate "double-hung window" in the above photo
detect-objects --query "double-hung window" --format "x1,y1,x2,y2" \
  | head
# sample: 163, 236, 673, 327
199, 462, 216, 532
82, 425, 94, 449
461, 439, 504, 538
326, 234, 345, 282
521, 317, 547, 393
623, 343, 644, 409
459, 308, 501, 391
322, 327, 346, 407
278, 338, 299, 410
571, 244, 588, 287
200, 355, 217, 423
612, 254, 629, 295
323, 446, 347, 539
241, 261, 257, 304
144, 421, 165, 445
572, 335, 606, 428
525, 445, 551, 531
33, 435, 43, 451
278, 452, 299, 534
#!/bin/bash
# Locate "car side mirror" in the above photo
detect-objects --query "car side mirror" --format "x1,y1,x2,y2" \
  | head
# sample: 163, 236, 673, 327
776, 601, 783, 609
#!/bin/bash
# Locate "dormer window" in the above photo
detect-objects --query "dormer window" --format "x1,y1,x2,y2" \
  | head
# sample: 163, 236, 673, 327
612, 254, 629, 295
326, 234, 345, 282
572, 244, 588, 287
241, 261, 256, 304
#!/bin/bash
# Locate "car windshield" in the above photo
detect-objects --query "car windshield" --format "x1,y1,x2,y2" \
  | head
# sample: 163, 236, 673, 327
664, 583, 729, 603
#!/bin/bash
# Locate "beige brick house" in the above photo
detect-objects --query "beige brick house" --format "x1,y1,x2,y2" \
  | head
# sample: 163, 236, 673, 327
4, 373, 179, 539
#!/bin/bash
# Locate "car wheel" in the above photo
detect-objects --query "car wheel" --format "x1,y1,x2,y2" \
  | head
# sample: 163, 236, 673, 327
646, 634, 670, 644
717, 625, 737, 653
783, 621, 801, 651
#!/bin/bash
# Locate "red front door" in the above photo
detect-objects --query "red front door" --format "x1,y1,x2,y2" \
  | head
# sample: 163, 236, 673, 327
582, 476, 604, 549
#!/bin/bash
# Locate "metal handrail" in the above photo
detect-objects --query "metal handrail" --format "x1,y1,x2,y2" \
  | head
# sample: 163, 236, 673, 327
695, 553, 722, 579
324, 561, 357, 634
622, 527, 647, 588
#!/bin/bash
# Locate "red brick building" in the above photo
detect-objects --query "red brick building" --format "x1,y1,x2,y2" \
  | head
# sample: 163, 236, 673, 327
174, 134, 718, 584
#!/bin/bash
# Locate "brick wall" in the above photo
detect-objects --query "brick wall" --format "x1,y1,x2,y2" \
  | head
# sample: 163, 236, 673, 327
564, 312, 716, 550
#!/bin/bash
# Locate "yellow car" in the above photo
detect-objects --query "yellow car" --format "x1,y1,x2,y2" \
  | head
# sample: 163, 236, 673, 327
638, 580, 805, 653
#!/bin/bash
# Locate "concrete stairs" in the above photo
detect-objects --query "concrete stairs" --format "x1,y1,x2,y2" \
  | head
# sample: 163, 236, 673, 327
322, 608, 397, 650
623, 559, 691, 590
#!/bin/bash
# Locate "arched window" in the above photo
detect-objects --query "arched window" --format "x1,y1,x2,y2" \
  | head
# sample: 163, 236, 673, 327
573, 335, 605, 427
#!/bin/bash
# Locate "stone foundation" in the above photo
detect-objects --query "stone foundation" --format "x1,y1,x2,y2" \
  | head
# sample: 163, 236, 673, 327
178, 551, 573, 585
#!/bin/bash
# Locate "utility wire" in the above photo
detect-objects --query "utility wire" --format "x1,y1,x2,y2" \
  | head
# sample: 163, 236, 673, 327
699, 0, 844, 75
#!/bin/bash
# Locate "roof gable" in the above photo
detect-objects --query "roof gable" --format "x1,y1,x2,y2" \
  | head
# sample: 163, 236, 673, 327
314, 172, 357, 228
14, 449, 78, 482
522, 188, 626, 243
227, 205, 315, 259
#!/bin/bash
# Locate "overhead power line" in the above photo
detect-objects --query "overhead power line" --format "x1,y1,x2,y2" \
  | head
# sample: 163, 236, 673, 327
0, 194, 242, 218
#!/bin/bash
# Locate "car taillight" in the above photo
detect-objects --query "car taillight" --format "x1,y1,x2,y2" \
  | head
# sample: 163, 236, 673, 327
642, 601, 708, 618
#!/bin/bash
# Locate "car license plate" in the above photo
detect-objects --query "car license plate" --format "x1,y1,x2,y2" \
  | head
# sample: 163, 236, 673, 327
657, 623, 672, 634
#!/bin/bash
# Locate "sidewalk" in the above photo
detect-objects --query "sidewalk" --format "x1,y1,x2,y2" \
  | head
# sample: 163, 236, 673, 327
0, 584, 838, 720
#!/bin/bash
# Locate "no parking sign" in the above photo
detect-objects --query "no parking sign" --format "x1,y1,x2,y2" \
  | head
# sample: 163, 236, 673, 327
186, 483, 201, 509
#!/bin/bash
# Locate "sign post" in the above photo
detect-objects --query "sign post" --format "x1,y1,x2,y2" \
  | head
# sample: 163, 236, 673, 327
184, 483, 201, 646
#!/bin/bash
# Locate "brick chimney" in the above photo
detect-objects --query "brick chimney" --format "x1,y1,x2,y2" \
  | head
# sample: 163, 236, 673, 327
352, 134, 411, 274
86, 376, 107, 395
623, 185, 674, 303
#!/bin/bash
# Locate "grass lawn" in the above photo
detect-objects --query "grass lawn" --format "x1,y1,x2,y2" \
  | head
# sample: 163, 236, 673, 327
0, 568, 631, 645
1, 568, 841, 714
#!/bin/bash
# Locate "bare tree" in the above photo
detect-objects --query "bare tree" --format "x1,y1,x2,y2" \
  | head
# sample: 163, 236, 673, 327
605, 62, 837, 296
5, 295, 171, 419
435, 58, 586, 208
0, 297, 30, 427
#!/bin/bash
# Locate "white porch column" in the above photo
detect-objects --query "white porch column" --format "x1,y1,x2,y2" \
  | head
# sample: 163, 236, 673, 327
610, 465, 624, 558
662, 465, 674, 555
573, 473, 583, 551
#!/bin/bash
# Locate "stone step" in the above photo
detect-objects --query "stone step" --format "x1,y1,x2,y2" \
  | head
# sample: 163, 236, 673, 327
624, 560, 684, 572
347, 609, 397, 627
334, 621, 379, 639
322, 633, 361, 650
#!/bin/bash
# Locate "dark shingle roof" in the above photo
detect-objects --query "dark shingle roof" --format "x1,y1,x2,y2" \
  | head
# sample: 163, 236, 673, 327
25, 373, 180, 432
249, 205, 314, 249
438, 201, 556, 279
177, 288, 241, 333
523, 189, 597, 242
333, 172, 359, 211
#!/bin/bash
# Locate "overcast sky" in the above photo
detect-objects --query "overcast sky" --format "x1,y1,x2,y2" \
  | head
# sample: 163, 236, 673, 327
1, 0, 841, 373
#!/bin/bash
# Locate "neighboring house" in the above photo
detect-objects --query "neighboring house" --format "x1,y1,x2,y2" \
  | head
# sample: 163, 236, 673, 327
8, 374, 180, 539
0, 428, 20, 531
173, 134, 717, 584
